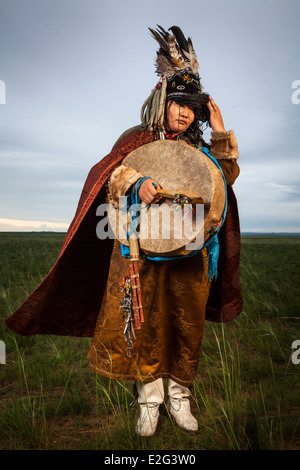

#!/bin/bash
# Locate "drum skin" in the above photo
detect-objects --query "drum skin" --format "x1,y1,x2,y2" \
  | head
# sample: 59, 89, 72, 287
110, 140, 226, 257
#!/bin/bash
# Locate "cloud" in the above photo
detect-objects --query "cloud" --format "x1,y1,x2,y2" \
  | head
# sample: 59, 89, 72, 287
264, 182, 300, 201
1, 0, 300, 233
0, 218, 68, 232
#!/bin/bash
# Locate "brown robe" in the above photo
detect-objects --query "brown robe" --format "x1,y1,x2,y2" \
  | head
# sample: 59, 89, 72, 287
5, 130, 243, 364
87, 239, 211, 386
87, 133, 242, 385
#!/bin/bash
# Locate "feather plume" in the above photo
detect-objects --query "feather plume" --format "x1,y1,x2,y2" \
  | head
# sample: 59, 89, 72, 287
149, 25, 200, 78
168, 34, 186, 70
168, 26, 189, 53
182, 39, 199, 74
155, 54, 176, 76
148, 27, 169, 54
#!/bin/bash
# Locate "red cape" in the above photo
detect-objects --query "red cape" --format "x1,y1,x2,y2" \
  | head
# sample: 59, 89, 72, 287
5, 130, 243, 337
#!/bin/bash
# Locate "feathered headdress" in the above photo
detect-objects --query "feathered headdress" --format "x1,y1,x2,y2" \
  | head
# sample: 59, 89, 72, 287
149, 25, 200, 82
141, 25, 209, 137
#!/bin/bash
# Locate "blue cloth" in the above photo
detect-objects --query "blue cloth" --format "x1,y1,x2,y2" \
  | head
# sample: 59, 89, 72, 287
121, 146, 227, 281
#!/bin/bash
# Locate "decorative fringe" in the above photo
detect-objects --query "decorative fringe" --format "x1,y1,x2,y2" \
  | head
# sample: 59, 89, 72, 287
119, 275, 136, 357
119, 178, 149, 355
140, 76, 167, 138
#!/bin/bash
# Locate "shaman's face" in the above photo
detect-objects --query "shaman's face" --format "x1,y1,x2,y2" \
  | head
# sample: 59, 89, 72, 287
164, 100, 195, 134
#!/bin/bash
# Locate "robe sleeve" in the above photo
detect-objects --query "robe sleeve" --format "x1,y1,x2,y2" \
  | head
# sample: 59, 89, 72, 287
210, 130, 240, 185
108, 164, 143, 208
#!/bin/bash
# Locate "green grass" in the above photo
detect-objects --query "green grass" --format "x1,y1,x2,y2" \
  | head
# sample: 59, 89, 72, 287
0, 232, 299, 450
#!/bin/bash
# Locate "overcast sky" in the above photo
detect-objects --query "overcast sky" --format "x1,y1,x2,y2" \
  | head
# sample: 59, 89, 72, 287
1, 0, 300, 232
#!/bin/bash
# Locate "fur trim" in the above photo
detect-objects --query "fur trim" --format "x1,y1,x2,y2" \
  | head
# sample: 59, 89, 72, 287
210, 130, 239, 160
108, 165, 143, 209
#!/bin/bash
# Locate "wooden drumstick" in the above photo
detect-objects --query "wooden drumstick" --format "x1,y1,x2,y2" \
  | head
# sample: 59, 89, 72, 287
128, 263, 141, 330
133, 260, 144, 323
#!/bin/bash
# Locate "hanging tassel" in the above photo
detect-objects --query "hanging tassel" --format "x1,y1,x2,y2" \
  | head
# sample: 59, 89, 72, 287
119, 182, 146, 353
119, 275, 136, 357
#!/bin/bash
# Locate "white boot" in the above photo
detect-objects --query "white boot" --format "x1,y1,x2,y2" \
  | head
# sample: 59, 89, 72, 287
135, 378, 164, 437
167, 379, 198, 433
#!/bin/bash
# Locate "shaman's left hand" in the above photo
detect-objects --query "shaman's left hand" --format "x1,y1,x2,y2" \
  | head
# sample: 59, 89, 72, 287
207, 96, 226, 132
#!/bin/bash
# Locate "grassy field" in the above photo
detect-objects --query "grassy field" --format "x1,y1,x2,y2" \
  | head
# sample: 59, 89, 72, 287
0, 232, 299, 450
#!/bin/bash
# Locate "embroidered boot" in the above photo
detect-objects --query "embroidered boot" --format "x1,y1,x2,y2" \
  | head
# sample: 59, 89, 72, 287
135, 378, 164, 437
167, 379, 198, 433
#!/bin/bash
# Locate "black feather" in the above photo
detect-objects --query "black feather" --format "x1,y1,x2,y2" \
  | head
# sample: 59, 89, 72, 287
168, 26, 189, 53
156, 25, 170, 41
148, 27, 169, 53
187, 37, 195, 50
